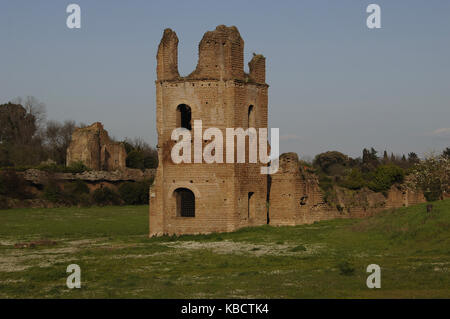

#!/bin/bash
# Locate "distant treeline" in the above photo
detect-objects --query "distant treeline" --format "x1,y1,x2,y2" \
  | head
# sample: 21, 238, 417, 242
0, 97, 158, 170
307, 147, 450, 202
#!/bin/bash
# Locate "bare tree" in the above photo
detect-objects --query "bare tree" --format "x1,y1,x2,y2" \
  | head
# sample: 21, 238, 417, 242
44, 120, 76, 164
12, 96, 47, 129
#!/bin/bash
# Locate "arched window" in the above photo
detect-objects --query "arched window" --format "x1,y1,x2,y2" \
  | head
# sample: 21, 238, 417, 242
248, 105, 255, 128
174, 188, 195, 217
177, 104, 192, 130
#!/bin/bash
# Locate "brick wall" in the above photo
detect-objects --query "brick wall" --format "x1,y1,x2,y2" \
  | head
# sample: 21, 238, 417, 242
150, 26, 268, 236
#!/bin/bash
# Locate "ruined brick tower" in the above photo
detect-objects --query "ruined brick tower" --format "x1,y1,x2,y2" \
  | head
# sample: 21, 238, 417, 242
67, 122, 126, 171
149, 25, 269, 236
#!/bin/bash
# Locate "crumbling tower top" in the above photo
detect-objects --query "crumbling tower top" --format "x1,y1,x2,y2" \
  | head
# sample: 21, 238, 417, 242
156, 28, 180, 81
156, 25, 266, 84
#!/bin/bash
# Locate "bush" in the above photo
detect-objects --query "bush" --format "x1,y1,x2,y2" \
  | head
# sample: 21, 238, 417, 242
368, 165, 405, 193
313, 151, 348, 175
43, 181, 63, 203
118, 180, 151, 205
66, 161, 89, 174
0, 165, 33, 172
65, 179, 90, 195
93, 187, 121, 206
323, 188, 338, 206
60, 180, 91, 206
38, 161, 89, 174
423, 180, 442, 202
290, 245, 307, 252
36, 163, 65, 173
340, 168, 366, 190
318, 173, 333, 192
126, 150, 145, 170
0, 169, 30, 199
337, 261, 355, 276
43, 179, 91, 205
0, 195, 8, 209
124, 139, 158, 170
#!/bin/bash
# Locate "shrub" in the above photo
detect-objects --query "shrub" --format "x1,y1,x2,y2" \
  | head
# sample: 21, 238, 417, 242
0, 195, 8, 209
92, 187, 121, 206
313, 151, 348, 175
66, 161, 89, 174
36, 163, 64, 173
340, 168, 366, 190
323, 188, 338, 205
59, 180, 91, 206
368, 165, 405, 193
37, 161, 89, 174
75, 193, 92, 207
124, 139, 158, 170
43, 179, 91, 205
290, 245, 307, 252
337, 261, 355, 276
65, 179, 90, 195
0, 169, 30, 199
43, 181, 63, 203
423, 180, 442, 202
118, 180, 151, 205
318, 173, 333, 192
0, 165, 33, 172
126, 150, 145, 170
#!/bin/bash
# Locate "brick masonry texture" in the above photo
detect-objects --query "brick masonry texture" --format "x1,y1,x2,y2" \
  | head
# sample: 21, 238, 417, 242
66, 122, 127, 171
149, 25, 426, 236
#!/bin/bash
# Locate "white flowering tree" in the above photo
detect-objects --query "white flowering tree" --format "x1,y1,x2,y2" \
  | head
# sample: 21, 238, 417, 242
409, 153, 450, 201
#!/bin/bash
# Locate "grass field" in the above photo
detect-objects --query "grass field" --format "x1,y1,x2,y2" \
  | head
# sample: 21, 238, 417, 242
0, 200, 449, 298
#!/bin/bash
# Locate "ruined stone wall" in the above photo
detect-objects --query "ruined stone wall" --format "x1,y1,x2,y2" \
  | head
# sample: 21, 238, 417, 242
150, 26, 268, 236
67, 122, 126, 171
269, 153, 427, 226
268, 153, 303, 225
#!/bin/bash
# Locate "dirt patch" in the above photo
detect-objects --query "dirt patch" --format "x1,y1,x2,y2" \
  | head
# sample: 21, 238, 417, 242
162, 240, 324, 256
14, 240, 57, 249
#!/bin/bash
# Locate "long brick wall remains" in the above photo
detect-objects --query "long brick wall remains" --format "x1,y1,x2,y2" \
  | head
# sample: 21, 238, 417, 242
269, 153, 426, 226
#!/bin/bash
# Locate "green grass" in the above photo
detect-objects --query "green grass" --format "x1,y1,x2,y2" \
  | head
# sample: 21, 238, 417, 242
0, 201, 449, 298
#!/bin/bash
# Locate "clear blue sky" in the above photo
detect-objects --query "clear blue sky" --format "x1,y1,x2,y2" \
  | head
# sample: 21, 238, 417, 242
1, 0, 449, 159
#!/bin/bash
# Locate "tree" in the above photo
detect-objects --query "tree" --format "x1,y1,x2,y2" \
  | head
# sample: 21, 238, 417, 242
408, 152, 419, 164
362, 147, 379, 172
44, 120, 76, 164
0, 103, 37, 145
341, 168, 366, 190
383, 150, 389, 164
368, 164, 405, 193
443, 147, 450, 158
313, 151, 348, 175
409, 153, 450, 201
124, 137, 158, 169
0, 102, 45, 166
12, 96, 46, 129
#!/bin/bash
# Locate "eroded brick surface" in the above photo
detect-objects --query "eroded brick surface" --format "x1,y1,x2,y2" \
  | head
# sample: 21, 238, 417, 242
66, 122, 126, 171
149, 26, 426, 236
